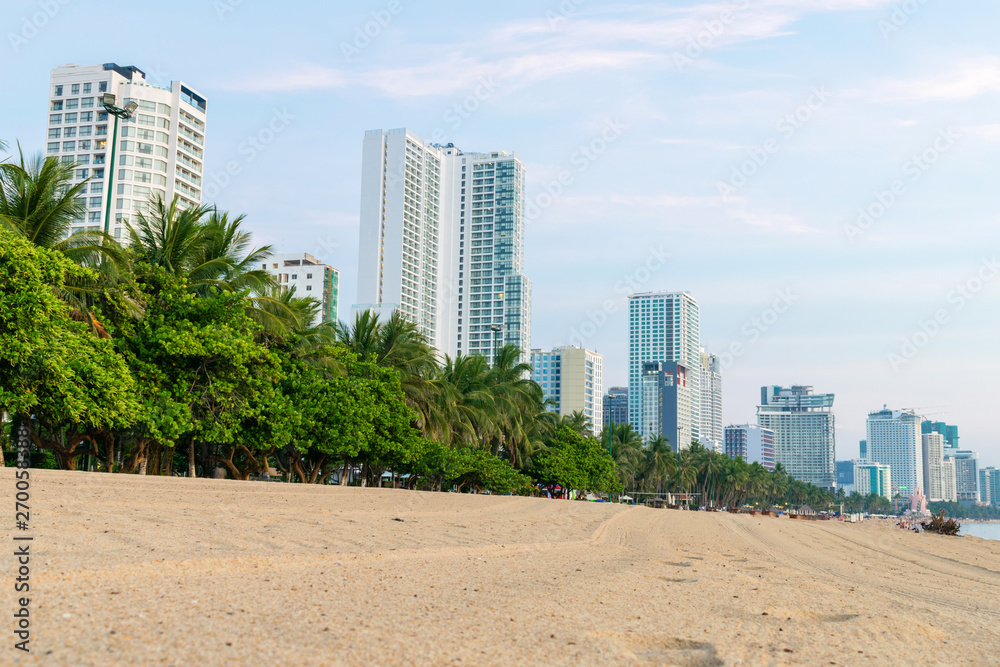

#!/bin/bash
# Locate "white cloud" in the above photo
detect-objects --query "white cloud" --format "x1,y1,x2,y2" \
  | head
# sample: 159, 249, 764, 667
222, 1, 901, 97
876, 56, 1000, 103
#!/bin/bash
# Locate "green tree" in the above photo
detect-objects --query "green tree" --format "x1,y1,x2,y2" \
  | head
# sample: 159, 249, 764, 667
0, 230, 138, 469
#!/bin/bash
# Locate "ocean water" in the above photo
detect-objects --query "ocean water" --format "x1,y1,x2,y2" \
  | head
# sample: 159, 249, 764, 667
960, 523, 1000, 542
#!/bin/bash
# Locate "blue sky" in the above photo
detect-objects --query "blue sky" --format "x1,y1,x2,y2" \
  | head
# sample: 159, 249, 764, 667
3, 0, 1000, 467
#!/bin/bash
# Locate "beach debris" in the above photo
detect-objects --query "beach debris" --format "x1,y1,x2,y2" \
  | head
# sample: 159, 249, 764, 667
921, 509, 961, 536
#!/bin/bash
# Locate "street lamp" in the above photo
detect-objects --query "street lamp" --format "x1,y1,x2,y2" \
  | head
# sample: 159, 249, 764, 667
490, 323, 504, 365
101, 94, 139, 236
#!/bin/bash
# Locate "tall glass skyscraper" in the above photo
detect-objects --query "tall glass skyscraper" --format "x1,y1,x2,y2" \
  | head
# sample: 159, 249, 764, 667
757, 385, 836, 490
627, 291, 701, 444
356, 129, 530, 357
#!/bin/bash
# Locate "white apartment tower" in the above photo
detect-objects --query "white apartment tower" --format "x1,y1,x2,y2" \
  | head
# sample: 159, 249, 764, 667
356, 129, 530, 357
866, 408, 922, 498
628, 291, 701, 440
46, 63, 207, 239
699, 348, 723, 449
530, 347, 604, 437
265, 253, 340, 326
757, 385, 836, 489
921, 432, 957, 502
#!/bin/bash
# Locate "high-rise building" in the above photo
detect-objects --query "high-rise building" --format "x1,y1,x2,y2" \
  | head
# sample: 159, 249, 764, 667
980, 468, 1000, 505
724, 424, 775, 471
641, 362, 696, 451
922, 432, 947, 501
602, 387, 629, 431
941, 457, 957, 503
356, 129, 530, 357
866, 408, 922, 498
944, 450, 980, 503
860, 440, 867, 459
699, 349, 723, 450
628, 291, 700, 440
530, 347, 603, 437
757, 386, 836, 489
854, 461, 892, 500
46, 63, 207, 240
922, 420, 959, 449
265, 253, 339, 326
835, 460, 855, 493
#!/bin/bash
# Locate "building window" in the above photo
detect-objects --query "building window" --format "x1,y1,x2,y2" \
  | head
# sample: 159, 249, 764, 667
80, 111, 93, 122
80, 97, 94, 108
88, 211, 101, 223
47, 142, 59, 154
99, 81, 107, 93
78, 140, 91, 150
64, 127, 77, 138
48, 128, 61, 139
306, 285, 312, 291
54, 85, 63, 96
306, 273, 312, 279
62, 141, 75, 151
291, 274, 297, 280
64, 112, 77, 123
65, 98, 78, 109
50, 101, 63, 111
88, 196, 101, 208
50, 114, 61, 124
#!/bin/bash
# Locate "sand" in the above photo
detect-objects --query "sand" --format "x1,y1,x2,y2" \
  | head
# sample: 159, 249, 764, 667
4, 469, 1000, 666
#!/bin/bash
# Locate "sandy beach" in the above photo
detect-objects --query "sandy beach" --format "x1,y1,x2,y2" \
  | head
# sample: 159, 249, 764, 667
5, 469, 1000, 666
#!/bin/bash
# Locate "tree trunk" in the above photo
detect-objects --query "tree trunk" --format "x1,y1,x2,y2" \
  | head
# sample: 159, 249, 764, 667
188, 439, 196, 478
105, 434, 115, 473
145, 444, 162, 476
119, 439, 148, 474
360, 461, 369, 487
340, 461, 350, 486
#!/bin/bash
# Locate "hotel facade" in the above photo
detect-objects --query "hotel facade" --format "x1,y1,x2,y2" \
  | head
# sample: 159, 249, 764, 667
45, 63, 207, 239
356, 129, 530, 357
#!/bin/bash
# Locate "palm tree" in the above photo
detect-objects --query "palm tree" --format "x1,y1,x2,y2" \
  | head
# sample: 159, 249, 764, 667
484, 345, 545, 469
337, 310, 444, 439
605, 424, 643, 491
127, 195, 297, 332
559, 411, 593, 438
0, 145, 135, 329
640, 435, 676, 495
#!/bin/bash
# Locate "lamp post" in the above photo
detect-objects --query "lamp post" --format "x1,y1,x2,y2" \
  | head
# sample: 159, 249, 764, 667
490, 323, 504, 366
101, 93, 138, 236
606, 393, 618, 456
